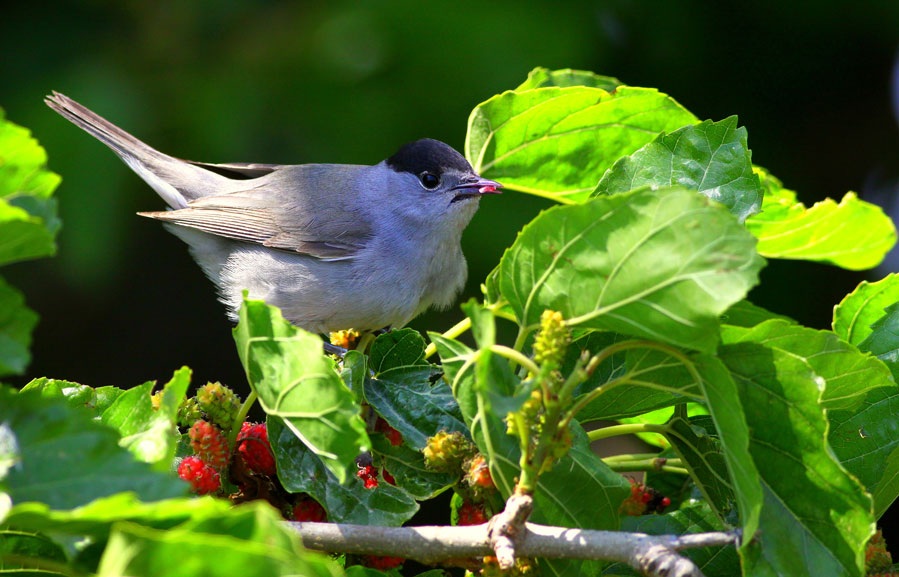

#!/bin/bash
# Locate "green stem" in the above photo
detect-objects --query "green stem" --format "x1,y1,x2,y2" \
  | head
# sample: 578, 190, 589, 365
587, 422, 668, 442
229, 390, 258, 447
424, 316, 472, 359
605, 461, 689, 475
489, 344, 541, 377
603, 452, 671, 463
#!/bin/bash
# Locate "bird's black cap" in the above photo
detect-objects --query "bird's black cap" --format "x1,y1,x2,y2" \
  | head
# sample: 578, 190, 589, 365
386, 138, 473, 176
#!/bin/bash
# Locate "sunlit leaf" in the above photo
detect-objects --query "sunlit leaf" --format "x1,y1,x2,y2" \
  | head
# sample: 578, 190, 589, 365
233, 298, 368, 484
746, 168, 896, 270
498, 186, 764, 352
594, 117, 762, 222
466, 84, 697, 203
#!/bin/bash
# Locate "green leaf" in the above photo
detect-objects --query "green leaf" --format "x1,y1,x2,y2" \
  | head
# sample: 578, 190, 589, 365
0, 386, 187, 510
369, 328, 428, 371
692, 355, 760, 542
498, 186, 764, 352
0, 110, 62, 267
370, 435, 456, 500
21, 377, 125, 413
95, 501, 340, 577
722, 319, 894, 411
746, 168, 896, 270
828, 385, 899, 519
858, 302, 899, 381
466, 85, 697, 204
515, 66, 622, 91
594, 117, 762, 222
20, 370, 189, 467
100, 369, 189, 466
269, 417, 418, 526
0, 528, 67, 573
233, 298, 368, 484
4, 494, 230, 540
574, 342, 703, 423
719, 343, 873, 577
365, 368, 466, 451
441, 306, 631, 531
0, 277, 38, 377
721, 299, 795, 329
833, 273, 899, 346
613, 501, 741, 577
664, 410, 736, 523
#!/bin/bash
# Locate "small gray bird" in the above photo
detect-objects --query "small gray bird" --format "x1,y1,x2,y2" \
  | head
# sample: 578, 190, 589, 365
46, 92, 500, 334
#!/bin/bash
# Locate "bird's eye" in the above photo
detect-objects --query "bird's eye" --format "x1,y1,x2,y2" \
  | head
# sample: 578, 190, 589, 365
419, 172, 440, 190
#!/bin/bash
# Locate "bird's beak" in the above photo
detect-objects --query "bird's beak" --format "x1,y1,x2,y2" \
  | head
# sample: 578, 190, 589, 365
451, 177, 503, 202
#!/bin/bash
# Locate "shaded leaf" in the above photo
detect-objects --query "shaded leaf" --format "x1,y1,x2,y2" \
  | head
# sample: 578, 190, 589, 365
594, 117, 762, 222
498, 186, 764, 352
692, 355, 760, 542
370, 435, 455, 500
0, 277, 38, 377
574, 343, 702, 423
719, 343, 873, 577
858, 302, 899, 382
233, 298, 368, 483
664, 411, 736, 522
828, 385, 899, 519
746, 168, 896, 270
365, 367, 466, 451
612, 501, 741, 577
466, 84, 697, 203
269, 416, 418, 526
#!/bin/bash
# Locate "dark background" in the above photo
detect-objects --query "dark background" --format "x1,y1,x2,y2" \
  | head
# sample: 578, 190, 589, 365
3, 0, 899, 536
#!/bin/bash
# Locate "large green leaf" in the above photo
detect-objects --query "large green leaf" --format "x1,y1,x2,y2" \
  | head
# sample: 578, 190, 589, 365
466, 83, 697, 204
574, 342, 703, 423
833, 273, 899, 346
0, 386, 187, 510
363, 329, 467, 450
828, 385, 899, 519
95, 501, 340, 577
233, 298, 368, 484
594, 117, 762, 222
497, 186, 765, 352
269, 416, 418, 526
0, 110, 61, 267
721, 319, 893, 411
515, 66, 622, 91
0, 277, 38, 377
719, 343, 873, 577
746, 169, 896, 270
857, 302, 899, 380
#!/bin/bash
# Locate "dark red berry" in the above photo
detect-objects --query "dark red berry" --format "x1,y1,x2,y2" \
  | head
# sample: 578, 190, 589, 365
374, 417, 404, 447
356, 464, 379, 489
457, 501, 488, 526
237, 422, 276, 477
362, 555, 404, 570
292, 498, 327, 522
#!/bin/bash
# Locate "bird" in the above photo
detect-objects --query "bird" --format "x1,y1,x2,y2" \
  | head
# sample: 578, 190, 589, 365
45, 92, 501, 335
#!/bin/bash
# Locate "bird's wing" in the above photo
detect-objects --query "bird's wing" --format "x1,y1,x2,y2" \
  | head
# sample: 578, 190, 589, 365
139, 165, 373, 261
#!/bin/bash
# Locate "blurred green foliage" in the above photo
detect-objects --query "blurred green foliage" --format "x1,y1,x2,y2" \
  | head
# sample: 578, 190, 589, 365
1, 0, 898, 392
